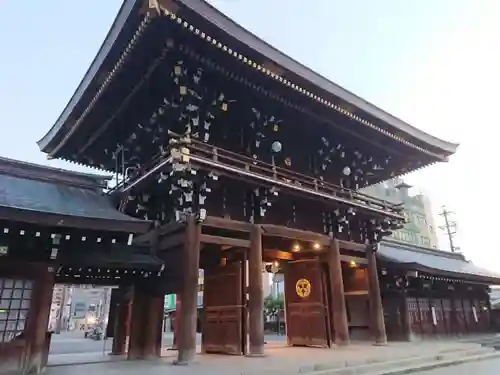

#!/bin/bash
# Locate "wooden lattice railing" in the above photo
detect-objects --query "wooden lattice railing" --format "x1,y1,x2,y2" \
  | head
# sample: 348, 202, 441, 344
110, 136, 404, 217
187, 139, 403, 215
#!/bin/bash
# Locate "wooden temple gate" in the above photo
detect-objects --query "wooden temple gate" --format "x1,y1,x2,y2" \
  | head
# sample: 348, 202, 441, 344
284, 259, 330, 347
140, 215, 391, 362
202, 261, 245, 355
28, 0, 464, 367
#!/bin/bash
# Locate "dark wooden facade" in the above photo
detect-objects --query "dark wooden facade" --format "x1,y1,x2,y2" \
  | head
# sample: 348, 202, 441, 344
0, 158, 161, 374
378, 241, 499, 341
36, 0, 459, 367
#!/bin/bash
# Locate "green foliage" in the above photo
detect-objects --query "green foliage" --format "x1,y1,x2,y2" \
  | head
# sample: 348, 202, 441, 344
263, 294, 284, 319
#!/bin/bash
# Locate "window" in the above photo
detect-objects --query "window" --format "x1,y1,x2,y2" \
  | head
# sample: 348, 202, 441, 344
421, 237, 430, 247
0, 279, 33, 342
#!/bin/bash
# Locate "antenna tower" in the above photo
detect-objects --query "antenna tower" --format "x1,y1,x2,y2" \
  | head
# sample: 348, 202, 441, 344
439, 206, 459, 253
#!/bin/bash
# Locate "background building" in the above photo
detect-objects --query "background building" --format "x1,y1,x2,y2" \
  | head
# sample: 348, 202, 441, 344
362, 178, 439, 249
49, 285, 112, 331
49, 286, 70, 330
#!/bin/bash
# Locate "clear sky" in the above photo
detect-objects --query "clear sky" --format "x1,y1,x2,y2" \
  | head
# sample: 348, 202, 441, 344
0, 1, 499, 270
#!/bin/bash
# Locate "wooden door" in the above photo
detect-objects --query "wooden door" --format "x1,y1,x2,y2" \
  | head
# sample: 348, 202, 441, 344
462, 299, 472, 333
430, 299, 446, 335
470, 299, 481, 333
407, 297, 421, 335
441, 299, 453, 334
418, 298, 433, 335
284, 259, 330, 347
202, 261, 244, 355
454, 298, 467, 333
478, 299, 491, 332
382, 295, 401, 341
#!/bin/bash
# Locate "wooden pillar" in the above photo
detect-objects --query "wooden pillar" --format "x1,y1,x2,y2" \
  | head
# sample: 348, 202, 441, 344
143, 295, 164, 359
127, 288, 146, 360
24, 266, 55, 374
111, 288, 132, 355
172, 294, 181, 349
326, 239, 350, 346
247, 224, 265, 356
366, 244, 387, 345
400, 294, 411, 341
176, 215, 201, 365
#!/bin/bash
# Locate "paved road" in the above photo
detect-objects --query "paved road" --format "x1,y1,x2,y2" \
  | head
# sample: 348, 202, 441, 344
49, 332, 286, 355
412, 357, 500, 375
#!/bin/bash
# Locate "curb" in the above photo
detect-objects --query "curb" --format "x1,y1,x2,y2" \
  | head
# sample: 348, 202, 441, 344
371, 351, 500, 375
274, 347, 498, 375
47, 357, 126, 368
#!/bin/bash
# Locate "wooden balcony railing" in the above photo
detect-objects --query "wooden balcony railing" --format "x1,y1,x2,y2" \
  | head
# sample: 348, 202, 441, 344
110, 135, 404, 219
187, 140, 403, 217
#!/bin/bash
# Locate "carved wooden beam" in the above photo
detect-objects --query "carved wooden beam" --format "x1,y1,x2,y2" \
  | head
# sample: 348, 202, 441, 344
134, 221, 185, 245
158, 233, 185, 250
338, 240, 366, 252
203, 216, 252, 233
261, 249, 367, 264
260, 224, 330, 245
263, 249, 294, 261
340, 255, 367, 265
200, 234, 250, 248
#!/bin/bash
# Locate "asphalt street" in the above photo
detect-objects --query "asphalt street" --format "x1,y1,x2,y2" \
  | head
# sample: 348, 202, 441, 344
49, 332, 285, 355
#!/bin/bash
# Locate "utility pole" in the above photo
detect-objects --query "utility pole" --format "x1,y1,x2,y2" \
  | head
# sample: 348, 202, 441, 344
439, 206, 459, 253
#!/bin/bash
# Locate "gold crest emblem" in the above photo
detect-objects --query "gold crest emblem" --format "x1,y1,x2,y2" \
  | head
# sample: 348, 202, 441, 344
295, 278, 311, 298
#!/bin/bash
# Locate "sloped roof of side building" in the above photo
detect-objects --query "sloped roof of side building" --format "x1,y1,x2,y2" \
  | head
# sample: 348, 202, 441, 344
0, 156, 150, 233
379, 240, 500, 284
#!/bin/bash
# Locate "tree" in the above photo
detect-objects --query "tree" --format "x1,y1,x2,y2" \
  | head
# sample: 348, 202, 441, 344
263, 295, 284, 321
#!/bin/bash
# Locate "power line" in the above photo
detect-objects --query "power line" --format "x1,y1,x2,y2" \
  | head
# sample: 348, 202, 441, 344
439, 206, 459, 253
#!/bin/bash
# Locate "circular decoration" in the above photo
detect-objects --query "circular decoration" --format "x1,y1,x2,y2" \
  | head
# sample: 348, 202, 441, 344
342, 166, 351, 176
271, 141, 283, 153
295, 278, 311, 298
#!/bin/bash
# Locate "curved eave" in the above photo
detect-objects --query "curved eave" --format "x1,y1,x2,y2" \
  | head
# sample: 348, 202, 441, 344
378, 241, 500, 285
38, 0, 458, 158
0, 206, 151, 234
37, 0, 141, 154
177, 0, 459, 156
385, 261, 500, 286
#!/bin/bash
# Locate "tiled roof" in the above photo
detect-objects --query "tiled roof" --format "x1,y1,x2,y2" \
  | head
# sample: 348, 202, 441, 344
379, 240, 500, 283
0, 157, 150, 233
38, 0, 458, 159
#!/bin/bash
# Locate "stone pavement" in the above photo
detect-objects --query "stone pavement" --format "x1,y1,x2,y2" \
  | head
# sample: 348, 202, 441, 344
409, 357, 500, 375
46, 341, 494, 375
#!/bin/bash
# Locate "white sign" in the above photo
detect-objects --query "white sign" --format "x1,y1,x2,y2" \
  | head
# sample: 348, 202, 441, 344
431, 307, 437, 325
0, 246, 8, 256
472, 306, 478, 323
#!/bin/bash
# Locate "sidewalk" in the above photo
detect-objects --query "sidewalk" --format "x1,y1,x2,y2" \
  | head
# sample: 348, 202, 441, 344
46, 341, 492, 375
